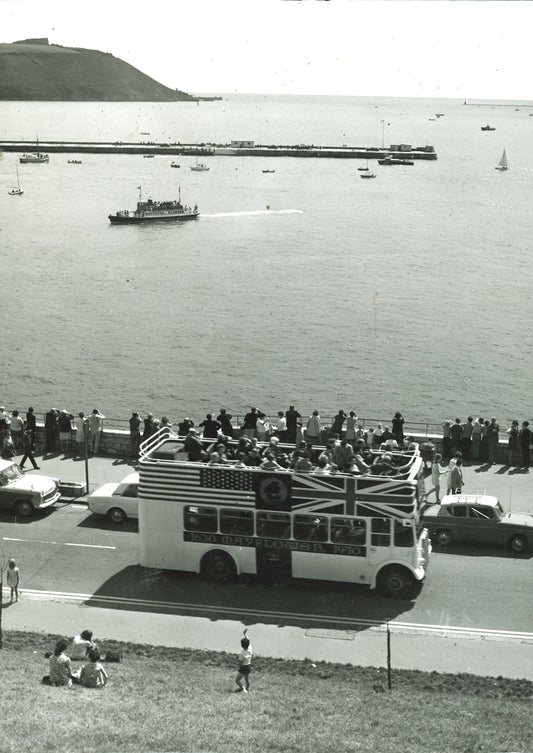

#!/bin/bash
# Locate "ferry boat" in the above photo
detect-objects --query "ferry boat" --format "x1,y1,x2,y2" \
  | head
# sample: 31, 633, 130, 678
378, 156, 414, 166
108, 187, 199, 224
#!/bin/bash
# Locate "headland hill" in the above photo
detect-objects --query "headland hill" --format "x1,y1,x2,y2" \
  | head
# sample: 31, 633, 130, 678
0, 37, 221, 102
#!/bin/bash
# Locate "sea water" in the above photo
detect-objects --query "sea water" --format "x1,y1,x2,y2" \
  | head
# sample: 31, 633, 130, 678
0, 95, 531, 426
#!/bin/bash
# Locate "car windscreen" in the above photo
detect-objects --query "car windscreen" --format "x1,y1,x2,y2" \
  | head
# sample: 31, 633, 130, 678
0, 464, 23, 484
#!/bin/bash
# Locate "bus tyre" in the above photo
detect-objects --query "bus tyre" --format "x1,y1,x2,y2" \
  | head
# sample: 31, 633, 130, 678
107, 507, 127, 524
15, 499, 34, 517
508, 534, 528, 554
377, 566, 414, 599
201, 550, 236, 583
435, 528, 453, 546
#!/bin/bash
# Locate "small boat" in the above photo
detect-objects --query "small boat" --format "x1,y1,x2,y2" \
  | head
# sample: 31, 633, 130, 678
262, 169, 275, 173
378, 155, 414, 166
435, 113, 445, 117
67, 159, 82, 164
429, 118, 436, 121
481, 125, 496, 131
140, 132, 150, 135
8, 164, 23, 195
495, 149, 508, 171
170, 162, 180, 168
357, 160, 370, 171
360, 172, 376, 179
108, 186, 199, 224
20, 136, 49, 163
143, 154, 155, 158
190, 157, 210, 172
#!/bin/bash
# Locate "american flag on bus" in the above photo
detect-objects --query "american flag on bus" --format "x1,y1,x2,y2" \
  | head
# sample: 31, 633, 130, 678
139, 463, 255, 506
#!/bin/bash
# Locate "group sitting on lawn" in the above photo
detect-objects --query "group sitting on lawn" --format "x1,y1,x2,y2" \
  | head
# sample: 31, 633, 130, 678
43, 632, 109, 688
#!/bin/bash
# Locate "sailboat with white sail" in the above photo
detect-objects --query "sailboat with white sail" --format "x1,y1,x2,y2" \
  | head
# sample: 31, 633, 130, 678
8, 164, 23, 195
495, 149, 508, 171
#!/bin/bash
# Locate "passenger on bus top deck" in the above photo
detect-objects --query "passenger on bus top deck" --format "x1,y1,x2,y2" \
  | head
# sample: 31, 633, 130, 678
233, 452, 247, 469
207, 452, 220, 465
312, 457, 329, 475
261, 451, 283, 471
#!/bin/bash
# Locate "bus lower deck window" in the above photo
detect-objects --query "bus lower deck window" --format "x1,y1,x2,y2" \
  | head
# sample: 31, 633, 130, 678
184, 505, 217, 533
220, 509, 254, 535
371, 518, 391, 547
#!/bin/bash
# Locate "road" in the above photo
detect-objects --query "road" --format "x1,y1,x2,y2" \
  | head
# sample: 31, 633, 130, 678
2, 501, 531, 638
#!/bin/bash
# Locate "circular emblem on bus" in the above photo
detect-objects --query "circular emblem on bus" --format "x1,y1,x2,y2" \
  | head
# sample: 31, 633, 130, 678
258, 476, 289, 507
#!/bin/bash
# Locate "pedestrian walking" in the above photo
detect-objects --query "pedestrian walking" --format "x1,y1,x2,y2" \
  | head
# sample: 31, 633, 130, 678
6, 558, 20, 602
19, 429, 40, 470
235, 629, 252, 693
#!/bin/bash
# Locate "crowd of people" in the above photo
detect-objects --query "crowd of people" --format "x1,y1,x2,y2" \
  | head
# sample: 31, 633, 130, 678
441, 416, 533, 467
0, 406, 105, 460
1, 403, 531, 470
176, 411, 420, 478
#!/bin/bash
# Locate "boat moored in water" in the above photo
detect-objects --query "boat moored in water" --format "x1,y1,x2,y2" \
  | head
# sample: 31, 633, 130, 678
378, 156, 414, 166
360, 172, 377, 179
108, 187, 199, 224
20, 136, 49, 163
481, 125, 496, 131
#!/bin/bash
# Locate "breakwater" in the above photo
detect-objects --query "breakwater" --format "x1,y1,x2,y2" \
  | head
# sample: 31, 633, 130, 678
0, 140, 437, 160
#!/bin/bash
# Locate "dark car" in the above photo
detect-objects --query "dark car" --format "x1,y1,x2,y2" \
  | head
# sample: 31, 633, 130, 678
422, 494, 533, 553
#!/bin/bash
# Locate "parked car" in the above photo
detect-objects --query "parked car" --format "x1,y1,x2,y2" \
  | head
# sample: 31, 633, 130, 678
0, 458, 61, 517
87, 472, 139, 523
422, 494, 533, 553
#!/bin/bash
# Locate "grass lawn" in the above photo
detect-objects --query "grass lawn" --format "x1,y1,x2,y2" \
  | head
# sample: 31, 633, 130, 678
0, 630, 532, 753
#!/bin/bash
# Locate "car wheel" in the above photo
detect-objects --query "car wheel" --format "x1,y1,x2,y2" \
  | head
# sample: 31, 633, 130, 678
201, 550, 236, 583
377, 566, 414, 599
435, 528, 453, 546
508, 534, 528, 554
107, 507, 127, 524
15, 499, 34, 517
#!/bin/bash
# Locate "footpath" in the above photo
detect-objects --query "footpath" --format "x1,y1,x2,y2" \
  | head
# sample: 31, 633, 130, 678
2, 452, 532, 681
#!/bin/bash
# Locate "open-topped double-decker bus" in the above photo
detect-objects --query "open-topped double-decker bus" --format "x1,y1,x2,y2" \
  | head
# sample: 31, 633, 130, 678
137, 433, 430, 598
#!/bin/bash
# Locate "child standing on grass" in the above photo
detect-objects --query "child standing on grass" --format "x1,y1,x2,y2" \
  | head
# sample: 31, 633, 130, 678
6, 559, 19, 602
235, 629, 252, 693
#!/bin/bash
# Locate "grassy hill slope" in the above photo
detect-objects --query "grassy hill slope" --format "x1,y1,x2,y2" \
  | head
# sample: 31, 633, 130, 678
0, 40, 195, 101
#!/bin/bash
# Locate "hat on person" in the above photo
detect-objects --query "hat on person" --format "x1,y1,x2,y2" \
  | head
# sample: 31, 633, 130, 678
270, 437, 279, 444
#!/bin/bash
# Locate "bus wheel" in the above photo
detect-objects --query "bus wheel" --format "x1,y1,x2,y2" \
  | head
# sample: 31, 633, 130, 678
435, 528, 453, 546
508, 534, 528, 554
201, 550, 236, 583
15, 499, 34, 517
377, 566, 414, 599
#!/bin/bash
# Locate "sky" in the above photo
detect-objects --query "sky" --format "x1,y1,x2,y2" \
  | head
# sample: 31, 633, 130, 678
1, 0, 531, 99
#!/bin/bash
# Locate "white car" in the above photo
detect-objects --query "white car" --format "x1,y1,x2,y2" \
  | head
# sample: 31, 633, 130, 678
0, 459, 61, 517
87, 472, 139, 523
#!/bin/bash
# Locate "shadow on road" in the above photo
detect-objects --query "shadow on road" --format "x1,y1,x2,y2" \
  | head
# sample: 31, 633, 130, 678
77, 513, 138, 532
430, 540, 531, 559
83, 565, 416, 631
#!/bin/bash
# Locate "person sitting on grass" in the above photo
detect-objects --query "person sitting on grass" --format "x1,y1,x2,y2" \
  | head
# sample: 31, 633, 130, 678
235, 629, 252, 693
69, 630, 96, 660
79, 648, 108, 688
49, 639, 78, 687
